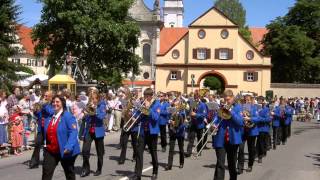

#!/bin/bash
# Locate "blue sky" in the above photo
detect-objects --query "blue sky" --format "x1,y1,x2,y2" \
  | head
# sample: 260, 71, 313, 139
18, 0, 296, 27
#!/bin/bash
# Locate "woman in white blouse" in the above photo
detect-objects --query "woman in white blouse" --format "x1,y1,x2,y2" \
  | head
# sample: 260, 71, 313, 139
0, 89, 9, 148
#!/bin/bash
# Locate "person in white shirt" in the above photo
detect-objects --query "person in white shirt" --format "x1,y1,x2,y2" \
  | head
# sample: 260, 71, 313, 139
19, 91, 32, 150
113, 92, 123, 132
0, 89, 9, 149
106, 93, 115, 132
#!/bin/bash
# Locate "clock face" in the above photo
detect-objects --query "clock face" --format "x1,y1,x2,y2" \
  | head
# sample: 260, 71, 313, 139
221, 29, 229, 39
198, 29, 206, 39
246, 50, 254, 60
172, 49, 180, 59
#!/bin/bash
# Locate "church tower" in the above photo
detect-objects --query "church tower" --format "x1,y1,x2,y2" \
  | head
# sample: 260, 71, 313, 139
163, 0, 184, 27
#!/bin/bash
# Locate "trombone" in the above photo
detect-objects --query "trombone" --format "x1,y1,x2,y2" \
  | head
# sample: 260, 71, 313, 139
122, 93, 159, 132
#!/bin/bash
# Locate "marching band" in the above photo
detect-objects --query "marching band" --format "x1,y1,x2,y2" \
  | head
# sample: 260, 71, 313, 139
28, 87, 299, 180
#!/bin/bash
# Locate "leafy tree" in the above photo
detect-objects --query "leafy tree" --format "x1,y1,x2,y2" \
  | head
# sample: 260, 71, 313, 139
33, 0, 141, 85
214, 0, 252, 42
263, 0, 320, 83
203, 76, 224, 93
0, 0, 33, 90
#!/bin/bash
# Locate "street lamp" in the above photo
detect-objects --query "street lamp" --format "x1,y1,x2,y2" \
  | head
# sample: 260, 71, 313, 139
191, 74, 195, 93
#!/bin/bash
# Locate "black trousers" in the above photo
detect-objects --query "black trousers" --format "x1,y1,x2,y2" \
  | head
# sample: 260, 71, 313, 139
272, 126, 281, 147
135, 132, 158, 177
30, 131, 44, 166
167, 132, 184, 168
281, 124, 288, 143
119, 130, 137, 162
42, 149, 77, 180
159, 125, 167, 149
186, 125, 204, 155
237, 135, 257, 168
266, 132, 272, 150
82, 133, 105, 172
257, 132, 268, 159
214, 144, 239, 180
287, 123, 291, 138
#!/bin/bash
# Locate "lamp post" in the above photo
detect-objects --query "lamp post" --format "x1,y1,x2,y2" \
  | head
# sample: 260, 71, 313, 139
191, 74, 195, 93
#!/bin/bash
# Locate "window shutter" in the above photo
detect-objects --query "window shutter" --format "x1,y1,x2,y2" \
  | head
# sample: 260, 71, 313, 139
243, 72, 247, 81
193, 49, 197, 59
215, 49, 219, 59
228, 49, 233, 59
177, 71, 182, 80
253, 72, 258, 81
206, 48, 211, 59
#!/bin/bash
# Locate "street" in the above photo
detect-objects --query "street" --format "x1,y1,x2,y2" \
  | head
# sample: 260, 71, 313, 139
0, 120, 319, 180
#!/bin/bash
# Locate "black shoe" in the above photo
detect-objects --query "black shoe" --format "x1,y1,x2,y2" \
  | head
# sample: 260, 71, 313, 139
29, 162, 39, 169
179, 164, 184, 169
247, 166, 253, 172
237, 168, 243, 175
258, 158, 262, 163
118, 160, 125, 165
162, 147, 166, 152
151, 173, 158, 180
184, 153, 191, 158
131, 175, 141, 180
80, 170, 90, 177
93, 170, 101, 176
165, 165, 172, 171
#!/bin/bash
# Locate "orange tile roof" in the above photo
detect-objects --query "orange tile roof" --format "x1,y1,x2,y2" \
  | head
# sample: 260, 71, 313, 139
249, 27, 268, 51
16, 25, 35, 55
158, 27, 189, 56
122, 80, 154, 86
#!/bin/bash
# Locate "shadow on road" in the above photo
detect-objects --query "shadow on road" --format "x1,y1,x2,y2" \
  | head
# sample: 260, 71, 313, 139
305, 153, 320, 168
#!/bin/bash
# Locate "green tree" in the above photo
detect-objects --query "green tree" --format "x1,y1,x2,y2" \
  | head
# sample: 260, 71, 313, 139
33, 0, 141, 85
214, 0, 252, 42
203, 76, 224, 93
263, 0, 320, 83
0, 0, 33, 90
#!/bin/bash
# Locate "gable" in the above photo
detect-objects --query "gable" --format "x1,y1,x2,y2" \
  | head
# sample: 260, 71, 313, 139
189, 7, 237, 27
158, 27, 189, 56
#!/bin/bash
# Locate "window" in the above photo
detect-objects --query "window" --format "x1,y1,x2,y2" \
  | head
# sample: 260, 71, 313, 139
244, 72, 258, 82
27, 59, 31, 66
170, 71, 182, 80
143, 72, 150, 79
219, 49, 229, 60
247, 72, 254, 81
215, 48, 233, 60
193, 48, 211, 60
32, 60, 36, 66
198, 29, 206, 39
12, 58, 20, 64
221, 29, 229, 39
169, 22, 175, 27
172, 49, 180, 59
246, 50, 254, 60
170, 71, 177, 80
197, 49, 207, 60
143, 44, 151, 64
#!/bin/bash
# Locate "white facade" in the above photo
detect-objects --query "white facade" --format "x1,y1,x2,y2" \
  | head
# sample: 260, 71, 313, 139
163, 0, 184, 27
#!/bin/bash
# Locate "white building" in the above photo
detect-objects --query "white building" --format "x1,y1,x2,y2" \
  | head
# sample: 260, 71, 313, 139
8, 25, 47, 75
163, 0, 184, 27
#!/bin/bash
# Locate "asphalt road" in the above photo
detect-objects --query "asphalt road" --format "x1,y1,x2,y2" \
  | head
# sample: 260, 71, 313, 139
0, 120, 319, 180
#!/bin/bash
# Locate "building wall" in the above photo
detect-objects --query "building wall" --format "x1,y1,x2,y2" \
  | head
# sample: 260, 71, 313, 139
271, 84, 320, 98
156, 7, 271, 96
8, 56, 47, 75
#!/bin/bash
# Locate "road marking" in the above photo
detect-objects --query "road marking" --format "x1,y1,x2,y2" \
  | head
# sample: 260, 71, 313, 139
119, 166, 153, 180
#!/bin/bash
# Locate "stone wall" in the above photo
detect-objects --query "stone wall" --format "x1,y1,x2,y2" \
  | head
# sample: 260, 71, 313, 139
271, 83, 320, 98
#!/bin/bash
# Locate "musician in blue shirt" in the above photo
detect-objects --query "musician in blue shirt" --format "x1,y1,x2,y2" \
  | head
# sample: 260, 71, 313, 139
29, 91, 54, 169
79, 91, 106, 177
159, 92, 170, 152
185, 93, 207, 157
213, 90, 244, 180
256, 97, 271, 163
237, 94, 261, 174
133, 88, 161, 180
165, 97, 187, 171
